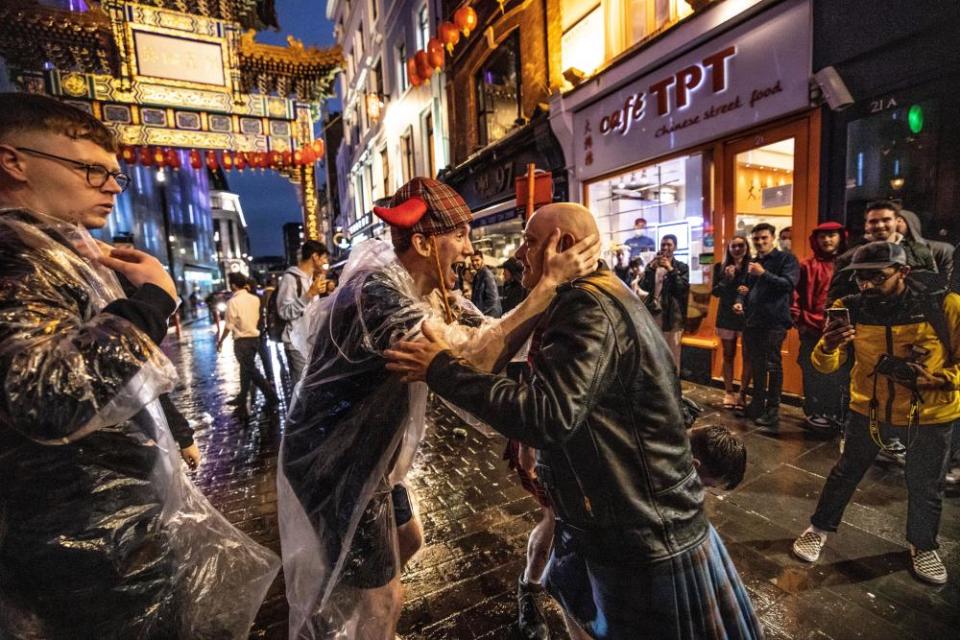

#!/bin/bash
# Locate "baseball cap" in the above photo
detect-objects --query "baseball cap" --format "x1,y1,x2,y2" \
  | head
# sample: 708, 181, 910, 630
373, 177, 473, 237
841, 241, 907, 271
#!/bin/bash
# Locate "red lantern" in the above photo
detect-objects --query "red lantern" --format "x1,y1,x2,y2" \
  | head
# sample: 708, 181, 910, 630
282, 150, 293, 166
120, 146, 137, 165
454, 6, 478, 37
415, 50, 433, 80
312, 139, 326, 157
188, 149, 202, 170
235, 152, 247, 171
406, 57, 422, 87
293, 149, 304, 165
440, 21, 460, 53
221, 150, 234, 171
138, 146, 152, 166
205, 150, 217, 171
250, 151, 262, 170
268, 150, 281, 168
165, 148, 181, 170
152, 146, 167, 168
427, 37, 445, 69
301, 145, 317, 164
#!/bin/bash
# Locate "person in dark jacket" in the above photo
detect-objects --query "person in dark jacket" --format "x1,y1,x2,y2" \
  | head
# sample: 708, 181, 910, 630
828, 200, 936, 303
385, 203, 761, 640
641, 234, 689, 371
741, 223, 800, 431
712, 234, 752, 410
470, 250, 503, 317
897, 209, 953, 282
791, 222, 847, 433
500, 256, 527, 314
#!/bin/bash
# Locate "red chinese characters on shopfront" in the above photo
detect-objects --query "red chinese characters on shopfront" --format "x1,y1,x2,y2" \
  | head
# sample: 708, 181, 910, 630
598, 46, 737, 137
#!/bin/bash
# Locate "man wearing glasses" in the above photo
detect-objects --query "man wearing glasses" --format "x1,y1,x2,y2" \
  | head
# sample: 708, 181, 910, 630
792, 242, 960, 586
0, 94, 278, 636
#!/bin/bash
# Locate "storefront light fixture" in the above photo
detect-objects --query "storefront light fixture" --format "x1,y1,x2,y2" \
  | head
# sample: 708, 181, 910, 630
890, 176, 905, 190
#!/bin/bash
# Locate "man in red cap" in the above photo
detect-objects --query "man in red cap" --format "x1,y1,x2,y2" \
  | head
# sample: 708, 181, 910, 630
277, 178, 599, 639
792, 221, 847, 433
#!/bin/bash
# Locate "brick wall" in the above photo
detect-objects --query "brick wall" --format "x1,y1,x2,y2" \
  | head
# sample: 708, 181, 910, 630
443, 0, 561, 166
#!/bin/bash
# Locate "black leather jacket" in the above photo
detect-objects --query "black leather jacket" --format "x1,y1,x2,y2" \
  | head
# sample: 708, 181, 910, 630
427, 269, 707, 565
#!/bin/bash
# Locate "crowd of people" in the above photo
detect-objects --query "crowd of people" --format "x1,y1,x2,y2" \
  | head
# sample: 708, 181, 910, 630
1, 93, 957, 640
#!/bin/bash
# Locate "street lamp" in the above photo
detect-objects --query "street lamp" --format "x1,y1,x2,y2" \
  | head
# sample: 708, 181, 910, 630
156, 167, 178, 296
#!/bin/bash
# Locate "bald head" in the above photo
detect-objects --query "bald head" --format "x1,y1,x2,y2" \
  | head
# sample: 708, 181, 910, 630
529, 202, 600, 244
517, 202, 600, 289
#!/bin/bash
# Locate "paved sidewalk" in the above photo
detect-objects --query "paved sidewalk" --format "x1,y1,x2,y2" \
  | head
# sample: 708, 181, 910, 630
163, 321, 959, 639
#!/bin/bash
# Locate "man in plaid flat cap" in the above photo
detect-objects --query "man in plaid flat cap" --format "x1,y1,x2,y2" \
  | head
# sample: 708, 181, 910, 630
278, 177, 600, 639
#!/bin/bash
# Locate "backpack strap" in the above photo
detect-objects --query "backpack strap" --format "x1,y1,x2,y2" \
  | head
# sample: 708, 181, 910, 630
920, 293, 952, 362
907, 273, 953, 362
283, 267, 304, 297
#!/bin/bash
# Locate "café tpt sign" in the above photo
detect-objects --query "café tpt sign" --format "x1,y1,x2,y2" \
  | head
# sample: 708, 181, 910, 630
574, 0, 811, 179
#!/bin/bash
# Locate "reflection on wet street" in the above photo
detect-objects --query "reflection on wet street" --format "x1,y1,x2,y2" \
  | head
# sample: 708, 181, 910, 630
165, 321, 959, 639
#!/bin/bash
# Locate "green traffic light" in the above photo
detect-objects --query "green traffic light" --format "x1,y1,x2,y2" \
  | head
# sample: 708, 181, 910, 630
908, 105, 924, 134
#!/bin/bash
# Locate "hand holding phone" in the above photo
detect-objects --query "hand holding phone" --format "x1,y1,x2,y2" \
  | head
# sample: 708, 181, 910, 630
822, 307, 855, 352
825, 307, 850, 329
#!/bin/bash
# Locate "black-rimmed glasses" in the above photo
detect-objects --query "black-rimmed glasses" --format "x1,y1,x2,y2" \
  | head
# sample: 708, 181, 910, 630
15, 147, 130, 192
852, 269, 897, 286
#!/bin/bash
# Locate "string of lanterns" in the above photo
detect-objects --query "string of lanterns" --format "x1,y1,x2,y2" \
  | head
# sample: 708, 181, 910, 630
118, 139, 327, 172
407, 4, 477, 87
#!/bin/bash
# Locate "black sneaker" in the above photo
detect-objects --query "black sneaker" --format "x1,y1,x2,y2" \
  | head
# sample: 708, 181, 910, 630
517, 577, 549, 640
737, 400, 763, 420
755, 407, 780, 432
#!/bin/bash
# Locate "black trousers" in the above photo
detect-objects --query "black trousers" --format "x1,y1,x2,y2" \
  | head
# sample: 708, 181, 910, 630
743, 327, 787, 409
811, 412, 953, 550
798, 333, 847, 419
234, 337, 274, 403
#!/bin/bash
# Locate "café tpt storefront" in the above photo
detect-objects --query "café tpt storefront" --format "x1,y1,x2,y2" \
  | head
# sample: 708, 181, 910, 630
551, 0, 818, 394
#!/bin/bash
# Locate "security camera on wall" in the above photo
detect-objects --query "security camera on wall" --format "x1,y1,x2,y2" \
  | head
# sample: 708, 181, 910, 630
813, 66, 854, 111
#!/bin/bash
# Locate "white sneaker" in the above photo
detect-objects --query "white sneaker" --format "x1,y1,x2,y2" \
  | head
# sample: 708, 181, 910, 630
792, 529, 826, 563
911, 549, 948, 585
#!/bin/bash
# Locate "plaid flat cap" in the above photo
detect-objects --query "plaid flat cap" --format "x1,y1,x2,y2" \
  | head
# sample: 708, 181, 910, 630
374, 177, 473, 236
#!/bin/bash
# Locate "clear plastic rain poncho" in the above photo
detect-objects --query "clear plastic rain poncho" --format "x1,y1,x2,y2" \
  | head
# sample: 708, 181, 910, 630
280, 239, 505, 639
0, 209, 280, 639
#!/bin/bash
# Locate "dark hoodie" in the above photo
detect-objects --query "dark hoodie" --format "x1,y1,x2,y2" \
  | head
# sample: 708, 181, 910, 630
792, 221, 847, 335
899, 209, 954, 281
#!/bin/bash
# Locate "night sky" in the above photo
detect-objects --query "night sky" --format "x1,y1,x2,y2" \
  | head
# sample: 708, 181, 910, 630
231, 0, 338, 258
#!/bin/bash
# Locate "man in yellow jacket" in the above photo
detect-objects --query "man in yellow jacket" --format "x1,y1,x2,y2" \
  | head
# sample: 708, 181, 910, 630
791, 242, 958, 585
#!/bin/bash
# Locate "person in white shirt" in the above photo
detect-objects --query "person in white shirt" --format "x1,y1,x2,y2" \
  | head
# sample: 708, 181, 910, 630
218, 273, 278, 414
277, 240, 331, 383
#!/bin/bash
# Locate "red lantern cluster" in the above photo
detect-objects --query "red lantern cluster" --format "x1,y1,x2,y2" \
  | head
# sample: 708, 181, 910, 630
408, 4, 477, 81
117, 142, 327, 172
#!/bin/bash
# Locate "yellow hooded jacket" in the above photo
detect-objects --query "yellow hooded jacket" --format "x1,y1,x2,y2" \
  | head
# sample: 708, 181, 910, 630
812, 289, 960, 427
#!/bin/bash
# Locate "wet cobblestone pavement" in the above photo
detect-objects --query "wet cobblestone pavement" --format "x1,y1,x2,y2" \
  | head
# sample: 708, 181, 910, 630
164, 320, 959, 639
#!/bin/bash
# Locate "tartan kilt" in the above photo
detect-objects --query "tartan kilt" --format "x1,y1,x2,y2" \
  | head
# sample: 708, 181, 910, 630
503, 439, 552, 510
544, 525, 763, 639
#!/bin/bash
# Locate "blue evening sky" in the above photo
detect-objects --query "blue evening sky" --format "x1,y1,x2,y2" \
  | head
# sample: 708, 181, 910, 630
231, 0, 338, 257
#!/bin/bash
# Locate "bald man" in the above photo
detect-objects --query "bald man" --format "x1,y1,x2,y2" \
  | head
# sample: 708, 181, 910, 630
386, 204, 761, 639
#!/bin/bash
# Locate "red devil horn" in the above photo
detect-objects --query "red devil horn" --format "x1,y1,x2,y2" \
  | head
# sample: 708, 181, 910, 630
373, 196, 428, 229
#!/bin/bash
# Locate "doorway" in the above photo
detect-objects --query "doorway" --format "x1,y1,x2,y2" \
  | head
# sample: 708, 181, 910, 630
719, 115, 820, 396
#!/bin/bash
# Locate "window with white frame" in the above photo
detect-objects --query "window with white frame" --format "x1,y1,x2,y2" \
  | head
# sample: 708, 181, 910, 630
400, 127, 415, 183
397, 40, 408, 92
416, 3, 430, 51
